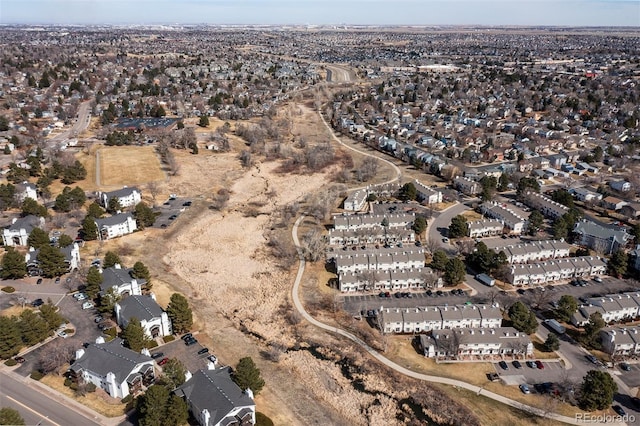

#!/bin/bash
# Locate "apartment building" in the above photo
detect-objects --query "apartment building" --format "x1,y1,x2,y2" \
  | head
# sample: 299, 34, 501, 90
573, 219, 631, 255
338, 267, 438, 292
600, 326, 640, 357
419, 327, 534, 359
335, 247, 425, 274
453, 176, 481, 196
344, 190, 368, 211
479, 202, 527, 235
507, 256, 606, 285
414, 180, 443, 204
524, 192, 569, 219
378, 304, 502, 334
572, 292, 640, 326
333, 212, 415, 231
467, 219, 504, 238
329, 227, 415, 246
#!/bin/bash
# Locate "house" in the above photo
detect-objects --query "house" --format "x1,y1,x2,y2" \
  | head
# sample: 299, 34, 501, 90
15, 181, 38, 202
115, 294, 172, 338
419, 327, 533, 360
175, 366, 256, 426
547, 154, 567, 168
570, 187, 602, 203
343, 190, 368, 211
631, 245, 640, 271
467, 219, 504, 238
524, 192, 569, 220
620, 203, 640, 219
413, 180, 443, 204
602, 196, 628, 211
99, 186, 142, 209
24, 242, 81, 276
68, 337, 155, 399
609, 180, 631, 192
95, 213, 137, 240
479, 202, 527, 235
100, 264, 143, 296
600, 326, 640, 357
573, 220, 631, 255
453, 176, 481, 196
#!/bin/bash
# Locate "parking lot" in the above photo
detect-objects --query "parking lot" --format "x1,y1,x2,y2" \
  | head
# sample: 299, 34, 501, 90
152, 196, 192, 229
615, 362, 640, 388
149, 333, 217, 373
493, 360, 567, 387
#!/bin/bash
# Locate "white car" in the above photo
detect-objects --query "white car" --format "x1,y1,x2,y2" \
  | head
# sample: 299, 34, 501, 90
593, 277, 603, 283
57, 330, 68, 339
73, 293, 87, 300
82, 301, 94, 310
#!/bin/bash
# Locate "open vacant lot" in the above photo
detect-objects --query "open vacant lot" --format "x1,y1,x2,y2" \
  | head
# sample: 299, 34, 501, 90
98, 146, 165, 188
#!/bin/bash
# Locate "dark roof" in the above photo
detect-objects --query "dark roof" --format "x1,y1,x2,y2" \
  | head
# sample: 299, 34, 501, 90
100, 265, 145, 291
114, 117, 178, 130
95, 213, 134, 228
70, 337, 153, 384
8, 215, 43, 232
176, 367, 254, 426
117, 295, 163, 322
103, 187, 139, 199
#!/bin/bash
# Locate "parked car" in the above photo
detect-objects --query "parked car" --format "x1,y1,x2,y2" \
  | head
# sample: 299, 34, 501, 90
185, 338, 198, 346
619, 362, 631, 371
535, 360, 544, 369
82, 301, 94, 310
612, 405, 626, 416
593, 276, 603, 283
181, 333, 193, 341
13, 356, 25, 364
499, 361, 509, 370
513, 360, 522, 369
158, 357, 169, 366
74, 293, 87, 300
94, 316, 103, 323
55, 277, 60, 284
442, 237, 450, 243
197, 347, 209, 355
585, 354, 598, 364
31, 298, 44, 307
519, 384, 531, 394
207, 355, 217, 364
36, 278, 43, 285
56, 330, 68, 339
151, 352, 164, 359
526, 360, 536, 368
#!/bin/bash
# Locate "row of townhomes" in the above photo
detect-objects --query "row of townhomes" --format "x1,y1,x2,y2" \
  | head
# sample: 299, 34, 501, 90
571, 291, 640, 326
600, 326, 640, 358
70, 338, 256, 425
491, 240, 571, 264
378, 303, 502, 334
507, 256, 606, 285
524, 191, 570, 219
479, 201, 527, 235
329, 212, 416, 246
453, 176, 481, 196
419, 327, 534, 360
467, 218, 504, 238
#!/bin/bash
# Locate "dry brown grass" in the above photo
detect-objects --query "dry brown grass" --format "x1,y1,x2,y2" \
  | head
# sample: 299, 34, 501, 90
98, 146, 165, 188
0, 305, 30, 317
462, 210, 484, 221
40, 375, 126, 417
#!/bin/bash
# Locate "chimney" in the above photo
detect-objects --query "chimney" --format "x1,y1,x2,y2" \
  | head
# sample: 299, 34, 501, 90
75, 348, 85, 360
149, 292, 157, 302
114, 263, 122, 269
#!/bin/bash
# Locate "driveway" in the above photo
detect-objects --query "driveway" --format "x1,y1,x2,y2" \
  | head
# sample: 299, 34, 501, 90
150, 334, 216, 373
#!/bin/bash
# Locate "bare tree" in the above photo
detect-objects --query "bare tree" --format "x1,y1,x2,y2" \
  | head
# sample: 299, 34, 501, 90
355, 157, 379, 182
301, 229, 327, 262
239, 150, 253, 168
425, 237, 441, 254
146, 181, 160, 207
210, 188, 230, 211
38, 339, 75, 375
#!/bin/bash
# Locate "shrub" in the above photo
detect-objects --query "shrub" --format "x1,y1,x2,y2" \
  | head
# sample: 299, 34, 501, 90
4, 358, 17, 366
30, 370, 44, 381
256, 412, 274, 426
1, 286, 15, 293
163, 335, 175, 343
121, 394, 133, 404
146, 340, 158, 349
105, 327, 118, 339
86, 383, 97, 393
69, 382, 79, 391
64, 378, 73, 387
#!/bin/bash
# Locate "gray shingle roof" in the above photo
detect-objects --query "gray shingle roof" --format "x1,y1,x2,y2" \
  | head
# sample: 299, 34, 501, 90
176, 367, 254, 426
100, 266, 145, 291
117, 295, 163, 322
8, 215, 43, 232
104, 187, 139, 199
94, 213, 134, 228
573, 220, 631, 244
70, 337, 153, 383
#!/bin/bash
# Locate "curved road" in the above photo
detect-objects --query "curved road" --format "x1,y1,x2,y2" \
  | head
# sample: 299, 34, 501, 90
291, 215, 621, 425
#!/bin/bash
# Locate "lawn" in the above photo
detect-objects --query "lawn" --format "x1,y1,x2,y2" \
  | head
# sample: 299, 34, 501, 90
98, 146, 165, 188
40, 374, 126, 417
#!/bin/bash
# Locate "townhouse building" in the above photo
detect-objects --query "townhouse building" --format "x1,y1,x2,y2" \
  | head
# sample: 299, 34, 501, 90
99, 186, 142, 209
600, 326, 640, 357
335, 247, 425, 274
492, 240, 571, 264
333, 212, 415, 231
507, 256, 606, 285
419, 327, 533, 360
573, 219, 631, 255
414, 180, 443, 204
378, 304, 502, 334
467, 219, 504, 238
479, 202, 527, 235
524, 192, 569, 220
338, 267, 436, 292
343, 190, 368, 211
453, 176, 481, 196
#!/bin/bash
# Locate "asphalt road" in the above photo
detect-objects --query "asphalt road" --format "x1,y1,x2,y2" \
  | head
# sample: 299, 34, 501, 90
0, 371, 101, 426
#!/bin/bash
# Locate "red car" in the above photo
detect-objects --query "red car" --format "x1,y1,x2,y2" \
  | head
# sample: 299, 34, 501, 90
158, 357, 169, 366
535, 360, 544, 369
13, 356, 25, 364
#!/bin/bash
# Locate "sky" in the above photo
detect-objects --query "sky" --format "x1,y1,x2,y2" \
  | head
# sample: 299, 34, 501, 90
1, 0, 639, 27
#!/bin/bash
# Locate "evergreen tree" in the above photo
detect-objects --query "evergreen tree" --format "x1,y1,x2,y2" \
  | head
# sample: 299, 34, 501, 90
232, 357, 265, 395
86, 266, 103, 299
134, 202, 157, 229
166, 293, 193, 334
0, 316, 22, 358
398, 182, 417, 201
508, 301, 538, 334
122, 317, 149, 352
39, 302, 65, 331
36, 245, 67, 278
136, 384, 170, 426
444, 257, 466, 286
160, 358, 187, 390
584, 312, 606, 342
132, 261, 151, 287
0, 248, 27, 279
0, 408, 25, 426
61, 160, 87, 184
527, 210, 544, 236
81, 216, 98, 241
28, 227, 50, 249
18, 310, 49, 346
198, 115, 210, 127
164, 394, 189, 426
607, 250, 628, 278
430, 250, 448, 271
21, 198, 47, 217
543, 333, 560, 352
448, 215, 468, 239
578, 370, 617, 411
86, 201, 105, 219
57, 234, 74, 248
107, 197, 122, 214
98, 287, 121, 315
412, 216, 427, 235
103, 251, 121, 268
556, 295, 578, 322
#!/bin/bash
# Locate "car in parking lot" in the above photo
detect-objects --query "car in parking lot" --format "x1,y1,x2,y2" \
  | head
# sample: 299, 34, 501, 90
526, 360, 536, 368
55, 277, 60, 284
14, 356, 25, 363
519, 384, 530, 394
442, 237, 450, 243
499, 361, 509, 370
593, 277, 603, 283
36, 278, 43, 285
183, 201, 192, 207
94, 316, 103, 323
425, 290, 433, 296
185, 337, 198, 346
585, 354, 598, 364
513, 360, 522, 369
619, 362, 631, 371
82, 301, 94, 310
181, 333, 193, 341
74, 293, 87, 300
612, 405, 626, 416
207, 355, 217, 364
197, 347, 209, 355
158, 357, 169, 366
169, 215, 177, 221
151, 352, 164, 359
31, 298, 44, 307
535, 360, 544, 369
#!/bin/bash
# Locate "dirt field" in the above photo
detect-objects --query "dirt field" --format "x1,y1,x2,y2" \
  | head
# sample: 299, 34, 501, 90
97, 146, 166, 188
